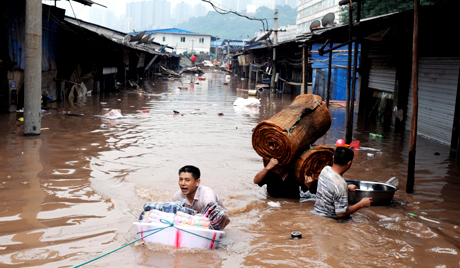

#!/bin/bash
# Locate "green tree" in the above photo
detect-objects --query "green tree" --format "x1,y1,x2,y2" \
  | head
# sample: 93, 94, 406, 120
339, 0, 447, 24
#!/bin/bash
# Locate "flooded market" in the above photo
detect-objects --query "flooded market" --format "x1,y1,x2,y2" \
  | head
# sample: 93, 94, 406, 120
1, 72, 459, 267
2, 0, 460, 267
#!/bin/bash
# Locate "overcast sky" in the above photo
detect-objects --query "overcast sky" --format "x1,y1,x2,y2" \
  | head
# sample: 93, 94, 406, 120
44, 0, 215, 20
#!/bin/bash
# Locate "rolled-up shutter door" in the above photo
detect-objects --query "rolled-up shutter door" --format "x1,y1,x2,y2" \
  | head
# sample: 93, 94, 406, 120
406, 57, 460, 144
368, 59, 397, 92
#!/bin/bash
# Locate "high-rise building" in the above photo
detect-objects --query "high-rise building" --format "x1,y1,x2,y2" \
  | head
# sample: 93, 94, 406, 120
286, 0, 297, 9
223, 1, 238, 11
125, 0, 172, 32
126, 1, 143, 31
153, 0, 171, 29
296, 0, 339, 34
275, 0, 286, 7
89, 8, 118, 30
237, 0, 252, 12
193, 3, 207, 18
251, 0, 275, 10
172, 1, 192, 26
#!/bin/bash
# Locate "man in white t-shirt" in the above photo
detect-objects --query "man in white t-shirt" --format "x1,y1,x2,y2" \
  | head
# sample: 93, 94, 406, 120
172, 165, 225, 213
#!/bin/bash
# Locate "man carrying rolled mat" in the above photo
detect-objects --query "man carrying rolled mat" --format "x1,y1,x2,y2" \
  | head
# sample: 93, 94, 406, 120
172, 165, 226, 213
313, 147, 372, 219
254, 158, 311, 199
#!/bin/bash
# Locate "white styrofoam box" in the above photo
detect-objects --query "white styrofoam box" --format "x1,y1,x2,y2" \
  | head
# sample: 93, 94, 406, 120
133, 222, 225, 249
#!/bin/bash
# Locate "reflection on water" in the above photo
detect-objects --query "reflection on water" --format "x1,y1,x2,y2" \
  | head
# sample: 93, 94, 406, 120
0, 71, 459, 267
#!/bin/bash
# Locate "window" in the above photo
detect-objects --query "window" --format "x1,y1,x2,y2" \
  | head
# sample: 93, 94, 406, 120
163, 36, 166, 42
199, 38, 204, 43
180, 37, 185, 42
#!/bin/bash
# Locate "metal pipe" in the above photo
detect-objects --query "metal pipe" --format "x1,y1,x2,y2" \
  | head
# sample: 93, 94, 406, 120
345, 3, 353, 143
270, 9, 278, 92
326, 42, 333, 107
320, 39, 330, 52
407, 0, 420, 194
348, 0, 361, 141
318, 38, 358, 56
24, 0, 42, 136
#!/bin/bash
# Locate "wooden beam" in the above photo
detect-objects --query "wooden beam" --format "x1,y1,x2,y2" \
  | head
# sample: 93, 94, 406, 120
407, 0, 420, 194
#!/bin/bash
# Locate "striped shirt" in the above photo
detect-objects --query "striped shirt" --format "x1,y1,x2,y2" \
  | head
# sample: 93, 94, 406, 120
313, 166, 348, 219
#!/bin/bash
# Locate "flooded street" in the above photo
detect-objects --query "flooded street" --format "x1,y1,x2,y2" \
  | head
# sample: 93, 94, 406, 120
1, 71, 459, 267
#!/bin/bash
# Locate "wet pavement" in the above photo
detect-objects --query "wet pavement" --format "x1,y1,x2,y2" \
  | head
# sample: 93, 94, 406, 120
0, 71, 459, 267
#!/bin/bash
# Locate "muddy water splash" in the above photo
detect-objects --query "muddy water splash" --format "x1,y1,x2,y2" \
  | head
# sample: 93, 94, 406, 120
0, 71, 459, 267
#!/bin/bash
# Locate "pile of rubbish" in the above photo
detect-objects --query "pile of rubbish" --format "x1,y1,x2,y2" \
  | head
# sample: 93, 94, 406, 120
233, 97, 260, 107
159, 65, 204, 78
160, 66, 181, 78
100, 109, 125, 120
180, 67, 204, 75
138, 201, 230, 231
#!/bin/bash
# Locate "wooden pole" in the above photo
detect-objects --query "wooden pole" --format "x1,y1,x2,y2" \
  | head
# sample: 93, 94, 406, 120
326, 42, 333, 107
216, 37, 219, 63
302, 46, 307, 94
407, 0, 420, 194
345, 3, 353, 143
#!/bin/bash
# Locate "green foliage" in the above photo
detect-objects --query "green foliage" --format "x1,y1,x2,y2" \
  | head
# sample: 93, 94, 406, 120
338, 0, 447, 24
175, 5, 297, 40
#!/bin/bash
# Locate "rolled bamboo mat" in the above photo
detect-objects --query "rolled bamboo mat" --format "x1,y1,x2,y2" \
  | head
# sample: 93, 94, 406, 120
252, 94, 331, 167
294, 145, 334, 182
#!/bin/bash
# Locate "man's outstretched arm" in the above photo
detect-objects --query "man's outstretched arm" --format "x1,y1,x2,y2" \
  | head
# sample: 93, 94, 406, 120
336, 197, 373, 218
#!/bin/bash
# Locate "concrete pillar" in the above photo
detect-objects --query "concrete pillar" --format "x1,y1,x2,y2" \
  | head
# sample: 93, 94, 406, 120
24, 0, 42, 136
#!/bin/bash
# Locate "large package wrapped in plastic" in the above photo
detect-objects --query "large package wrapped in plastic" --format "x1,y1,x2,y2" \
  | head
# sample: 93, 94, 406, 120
202, 202, 230, 231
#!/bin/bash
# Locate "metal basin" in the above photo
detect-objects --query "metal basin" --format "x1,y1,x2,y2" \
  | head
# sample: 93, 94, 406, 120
346, 180, 398, 206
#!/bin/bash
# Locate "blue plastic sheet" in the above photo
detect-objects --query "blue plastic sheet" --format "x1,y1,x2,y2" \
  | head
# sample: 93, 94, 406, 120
311, 43, 360, 101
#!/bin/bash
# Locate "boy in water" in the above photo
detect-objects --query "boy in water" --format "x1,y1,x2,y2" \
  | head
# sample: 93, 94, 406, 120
313, 147, 372, 219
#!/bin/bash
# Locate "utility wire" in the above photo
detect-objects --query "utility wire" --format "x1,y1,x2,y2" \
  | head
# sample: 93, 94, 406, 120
200, 0, 268, 32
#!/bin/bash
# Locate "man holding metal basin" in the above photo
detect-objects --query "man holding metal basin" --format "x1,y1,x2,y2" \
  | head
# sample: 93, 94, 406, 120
313, 147, 372, 219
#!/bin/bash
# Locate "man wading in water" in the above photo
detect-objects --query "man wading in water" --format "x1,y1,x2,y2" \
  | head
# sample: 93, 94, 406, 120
254, 158, 312, 199
313, 147, 372, 219
172, 165, 225, 212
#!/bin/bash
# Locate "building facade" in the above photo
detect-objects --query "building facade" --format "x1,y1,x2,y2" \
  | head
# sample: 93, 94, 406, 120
296, 0, 339, 33
145, 28, 212, 55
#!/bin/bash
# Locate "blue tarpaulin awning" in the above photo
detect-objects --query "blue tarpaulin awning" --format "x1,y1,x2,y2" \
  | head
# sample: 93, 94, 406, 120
311, 43, 361, 101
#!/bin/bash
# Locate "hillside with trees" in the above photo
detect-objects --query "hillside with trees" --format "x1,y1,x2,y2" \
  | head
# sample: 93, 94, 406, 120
175, 5, 297, 40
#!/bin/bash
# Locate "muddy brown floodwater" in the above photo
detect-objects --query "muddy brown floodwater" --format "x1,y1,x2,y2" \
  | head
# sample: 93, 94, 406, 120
0, 71, 459, 268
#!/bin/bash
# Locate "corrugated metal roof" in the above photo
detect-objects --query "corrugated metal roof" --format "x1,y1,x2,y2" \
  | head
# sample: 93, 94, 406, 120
64, 17, 177, 55
143, 28, 195, 34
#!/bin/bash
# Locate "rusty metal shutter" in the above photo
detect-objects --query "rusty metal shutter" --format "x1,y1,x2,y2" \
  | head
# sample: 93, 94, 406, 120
368, 59, 397, 92
406, 57, 460, 144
